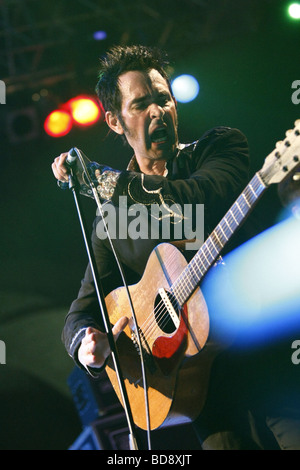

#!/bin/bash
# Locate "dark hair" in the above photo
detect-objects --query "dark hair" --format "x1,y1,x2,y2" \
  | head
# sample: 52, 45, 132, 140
95, 45, 171, 116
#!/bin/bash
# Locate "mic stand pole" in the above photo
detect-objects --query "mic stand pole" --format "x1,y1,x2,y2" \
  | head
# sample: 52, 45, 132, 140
68, 169, 139, 451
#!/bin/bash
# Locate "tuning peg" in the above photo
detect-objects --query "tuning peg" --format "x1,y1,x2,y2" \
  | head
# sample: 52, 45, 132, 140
286, 129, 293, 136
276, 140, 283, 148
295, 119, 300, 126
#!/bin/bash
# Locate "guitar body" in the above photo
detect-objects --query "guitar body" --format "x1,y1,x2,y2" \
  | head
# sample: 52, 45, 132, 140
105, 243, 211, 430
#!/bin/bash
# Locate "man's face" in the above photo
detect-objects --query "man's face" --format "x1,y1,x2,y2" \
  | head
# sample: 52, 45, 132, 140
115, 69, 179, 163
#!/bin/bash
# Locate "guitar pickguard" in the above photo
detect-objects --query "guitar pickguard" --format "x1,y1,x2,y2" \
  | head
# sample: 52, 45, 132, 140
152, 304, 188, 376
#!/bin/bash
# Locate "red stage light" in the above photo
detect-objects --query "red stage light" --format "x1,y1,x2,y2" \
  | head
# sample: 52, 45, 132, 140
44, 110, 73, 137
67, 95, 102, 126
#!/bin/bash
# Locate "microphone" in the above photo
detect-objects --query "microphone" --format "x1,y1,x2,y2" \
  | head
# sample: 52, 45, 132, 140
66, 147, 78, 167
65, 147, 80, 190
65, 147, 94, 190
58, 147, 89, 190
62, 147, 101, 192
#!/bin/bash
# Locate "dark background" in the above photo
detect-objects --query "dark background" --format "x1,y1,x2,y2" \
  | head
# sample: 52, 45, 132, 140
0, 0, 299, 449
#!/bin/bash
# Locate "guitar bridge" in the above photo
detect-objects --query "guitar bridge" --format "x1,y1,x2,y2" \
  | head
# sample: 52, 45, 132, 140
131, 328, 156, 374
157, 288, 180, 330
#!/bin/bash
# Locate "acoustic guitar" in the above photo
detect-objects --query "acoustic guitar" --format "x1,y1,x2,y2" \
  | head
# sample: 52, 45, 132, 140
105, 121, 300, 430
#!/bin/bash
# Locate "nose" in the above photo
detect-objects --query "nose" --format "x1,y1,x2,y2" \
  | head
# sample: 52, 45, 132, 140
149, 103, 165, 120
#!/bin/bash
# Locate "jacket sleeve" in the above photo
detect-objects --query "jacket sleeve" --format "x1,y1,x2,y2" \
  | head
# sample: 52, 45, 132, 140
61, 217, 118, 373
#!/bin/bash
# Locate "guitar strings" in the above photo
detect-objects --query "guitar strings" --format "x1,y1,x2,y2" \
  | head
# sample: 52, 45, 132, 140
135, 249, 188, 340
136, 190, 253, 341
137, 207, 242, 342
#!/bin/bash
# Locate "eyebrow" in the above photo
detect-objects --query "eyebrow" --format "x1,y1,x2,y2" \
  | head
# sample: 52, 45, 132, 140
130, 91, 171, 107
130, 95, 149, 106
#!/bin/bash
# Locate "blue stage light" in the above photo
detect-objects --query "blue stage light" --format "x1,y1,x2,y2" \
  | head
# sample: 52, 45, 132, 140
171, 74, 200, 103
201, 207, 300, 348
93, 30, 107, 40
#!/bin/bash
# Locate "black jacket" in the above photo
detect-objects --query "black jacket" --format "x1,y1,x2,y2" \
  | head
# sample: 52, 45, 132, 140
62, 126, 250, 367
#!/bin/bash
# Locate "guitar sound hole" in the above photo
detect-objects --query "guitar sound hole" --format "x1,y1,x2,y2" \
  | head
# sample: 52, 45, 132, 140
154, 291, 180, 334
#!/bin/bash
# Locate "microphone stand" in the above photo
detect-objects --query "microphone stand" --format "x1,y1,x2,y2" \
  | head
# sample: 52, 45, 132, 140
68, 167, 139, 451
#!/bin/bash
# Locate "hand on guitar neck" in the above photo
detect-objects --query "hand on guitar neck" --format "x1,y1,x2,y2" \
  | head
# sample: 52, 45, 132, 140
78, 317, 129, 369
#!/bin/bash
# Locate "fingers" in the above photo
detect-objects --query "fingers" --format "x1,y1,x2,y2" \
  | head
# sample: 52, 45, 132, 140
78, 327, 109, 369
51, 153, 69, 182
81, 327, 102, 351
84, 326, 100, 340
83, 320, 128, 345
83, 318, 128, 346
78, 319, 129, 369
112, 316, 129, 341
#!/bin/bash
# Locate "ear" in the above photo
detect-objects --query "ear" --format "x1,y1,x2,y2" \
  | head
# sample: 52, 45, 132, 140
105, 111, 124, 135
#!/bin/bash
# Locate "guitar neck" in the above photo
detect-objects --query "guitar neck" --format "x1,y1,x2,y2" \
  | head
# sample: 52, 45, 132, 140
171, 171, 267, 306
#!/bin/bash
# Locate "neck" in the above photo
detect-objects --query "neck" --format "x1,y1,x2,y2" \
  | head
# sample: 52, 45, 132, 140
137, 158, 167, 176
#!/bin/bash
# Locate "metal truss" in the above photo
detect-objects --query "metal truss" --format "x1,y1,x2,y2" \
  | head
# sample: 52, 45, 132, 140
0, 0, 267, 99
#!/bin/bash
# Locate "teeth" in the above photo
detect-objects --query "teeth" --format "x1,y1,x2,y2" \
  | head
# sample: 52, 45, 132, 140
153, 136, 166, 143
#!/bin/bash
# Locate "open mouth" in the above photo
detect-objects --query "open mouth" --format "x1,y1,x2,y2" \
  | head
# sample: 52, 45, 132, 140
151, 127, 168, 143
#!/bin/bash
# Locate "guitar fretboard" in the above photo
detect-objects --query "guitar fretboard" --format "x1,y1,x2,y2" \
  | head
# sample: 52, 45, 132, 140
171, 172, 267, 306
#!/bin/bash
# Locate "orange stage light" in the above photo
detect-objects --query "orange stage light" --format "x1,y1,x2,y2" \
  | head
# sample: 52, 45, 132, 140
67, 96, 101, 126
44, 110, 73, 137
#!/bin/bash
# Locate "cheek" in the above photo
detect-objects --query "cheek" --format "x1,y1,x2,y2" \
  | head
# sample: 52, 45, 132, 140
167, 111, 178, 138
143, 119, 152, 147
125, 119, 149, 147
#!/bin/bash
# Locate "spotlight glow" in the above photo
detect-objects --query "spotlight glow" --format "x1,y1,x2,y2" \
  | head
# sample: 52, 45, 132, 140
93, 30, 107, 40
67, 96, 101, 126
44, 110, 72, 137
201, 211, 300, 347
171, 74, 200, 103
288, 2, 300, 19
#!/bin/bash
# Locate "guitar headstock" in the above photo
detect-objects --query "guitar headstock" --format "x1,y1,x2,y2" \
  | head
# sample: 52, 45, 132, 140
260, 119, 300, 186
